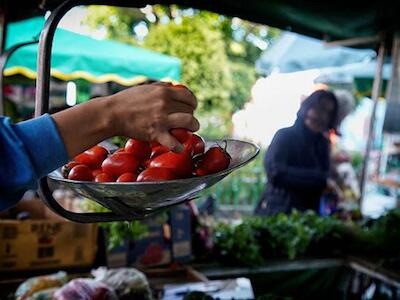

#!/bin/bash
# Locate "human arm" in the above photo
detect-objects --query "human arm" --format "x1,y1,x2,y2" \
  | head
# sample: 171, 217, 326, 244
0, 83, 198, 208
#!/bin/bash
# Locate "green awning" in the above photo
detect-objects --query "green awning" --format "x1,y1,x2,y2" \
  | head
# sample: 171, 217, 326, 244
5, 17, 181, 85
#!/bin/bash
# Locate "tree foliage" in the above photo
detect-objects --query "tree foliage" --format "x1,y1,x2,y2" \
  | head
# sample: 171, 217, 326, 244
229, 61, 257, 112
84, 5, 280, 137
84, 6, 144, 44
144, 16, 233, 114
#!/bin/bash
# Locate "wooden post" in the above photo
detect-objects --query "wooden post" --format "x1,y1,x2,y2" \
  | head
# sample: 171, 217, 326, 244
359, 41, 386, 203
385, 34, 400, 103
324, 35, 381, 48
382, 33, 400, 134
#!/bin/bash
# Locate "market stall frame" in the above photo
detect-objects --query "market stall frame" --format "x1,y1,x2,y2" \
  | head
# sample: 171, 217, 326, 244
1, 0, 399, 222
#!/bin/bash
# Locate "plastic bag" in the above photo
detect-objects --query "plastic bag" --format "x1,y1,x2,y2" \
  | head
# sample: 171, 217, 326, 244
30, 287, 58, 300
53, 278, 118, 300
92, 267, 152, 300
15, 271, 67, 300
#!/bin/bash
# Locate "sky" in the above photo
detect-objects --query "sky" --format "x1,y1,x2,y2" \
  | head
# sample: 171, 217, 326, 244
58, 6, 106, 40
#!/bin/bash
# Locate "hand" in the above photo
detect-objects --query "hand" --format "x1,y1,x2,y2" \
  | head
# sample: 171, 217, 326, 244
52, 83, 199, 157
107, 82, 199, 152
326, 178, 343, 199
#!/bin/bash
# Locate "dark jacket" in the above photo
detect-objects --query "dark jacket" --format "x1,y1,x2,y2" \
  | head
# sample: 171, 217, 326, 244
255, 90, 337, 215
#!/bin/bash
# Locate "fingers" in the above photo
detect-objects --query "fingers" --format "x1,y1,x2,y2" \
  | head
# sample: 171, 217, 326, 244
150, 81, 197, 109
167, 113, 200, 132
117, 83, 200, 149
156, 131, 184, 153
153, 82, 198, 109
155, 113, 199, 152
153, 113, 199, 152
167, 101, 195, 114
171, 87, 197, 109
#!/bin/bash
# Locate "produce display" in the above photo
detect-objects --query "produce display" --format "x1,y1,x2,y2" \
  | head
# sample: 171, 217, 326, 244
182, 292, 290, 300
92, 267, 152, 300
15, 271, 67, 300
62, 129, 231, 183
53, 279, 118, 300
213, 209, 400, 266
14, 268, 152, 300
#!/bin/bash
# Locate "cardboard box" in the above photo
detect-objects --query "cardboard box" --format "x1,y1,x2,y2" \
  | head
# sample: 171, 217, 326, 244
106, 242, 128, 268
170, 205, 192, 263
0, 199, 98, 271
127, 223, 172, 267
126, 205, 192, 267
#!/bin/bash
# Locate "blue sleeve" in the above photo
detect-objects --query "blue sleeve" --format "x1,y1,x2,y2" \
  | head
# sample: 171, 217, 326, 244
0, 114, 69, 209
265, 130, 328, 189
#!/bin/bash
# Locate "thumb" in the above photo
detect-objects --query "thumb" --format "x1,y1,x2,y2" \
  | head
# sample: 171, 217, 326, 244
156, 131, 184, 153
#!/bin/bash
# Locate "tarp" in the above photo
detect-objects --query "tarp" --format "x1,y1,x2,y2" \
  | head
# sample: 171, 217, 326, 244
319, 61, 392, 81
256, 31, 376, 75
4, 17, 181, 85
7, 0, 400, 45
255, 30, 392, 97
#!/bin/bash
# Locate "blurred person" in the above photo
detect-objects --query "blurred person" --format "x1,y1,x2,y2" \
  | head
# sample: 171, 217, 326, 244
333, 89, 355, 129
319, 89, 356, 215
255, 90, 339, 215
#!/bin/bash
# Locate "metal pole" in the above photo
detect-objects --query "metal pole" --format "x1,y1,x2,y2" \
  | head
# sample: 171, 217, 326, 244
35, 0, 89, 117
0, 1, 7, 115
0, 2, 6, 54
359, 41, 386, 203
35, 0, 149, 223
0, 41, 38, 116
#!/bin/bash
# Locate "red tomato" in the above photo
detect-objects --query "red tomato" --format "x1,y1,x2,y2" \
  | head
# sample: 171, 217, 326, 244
142, 159, 152, 169
170, 128, 192, 143
150, 145, 169, 159
68, 165, 93, 181
74, 145, 108, 169
137, 167, 178, 182
95, 173, 115, 182
125, 139, 151, 162
101, 152, 140, 177
150, 152, 193, 178
184, 134, 205, 156
87, 145, 108, 159
92, 169, 103, 177
116, 172, 138, 182
195, 146, 231, 176
173, 84, 188, 89
114, 147, 126, 154
150, 141, 161, 148
74, 153, 93, 167
61, 161, 80, 178
171, 129, 204, 156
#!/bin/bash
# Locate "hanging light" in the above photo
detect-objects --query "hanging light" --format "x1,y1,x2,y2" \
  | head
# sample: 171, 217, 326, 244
66, 81, 77, 106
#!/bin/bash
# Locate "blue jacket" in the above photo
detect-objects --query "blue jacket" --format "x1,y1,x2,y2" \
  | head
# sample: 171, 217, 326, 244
0, 114, 69, 209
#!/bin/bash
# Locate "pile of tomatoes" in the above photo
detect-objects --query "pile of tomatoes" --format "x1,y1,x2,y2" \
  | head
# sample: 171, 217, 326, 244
62, 129, 231, 182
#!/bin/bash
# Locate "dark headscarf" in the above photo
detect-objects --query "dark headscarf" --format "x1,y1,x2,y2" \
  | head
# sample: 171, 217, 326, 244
297, 90, 339, 131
